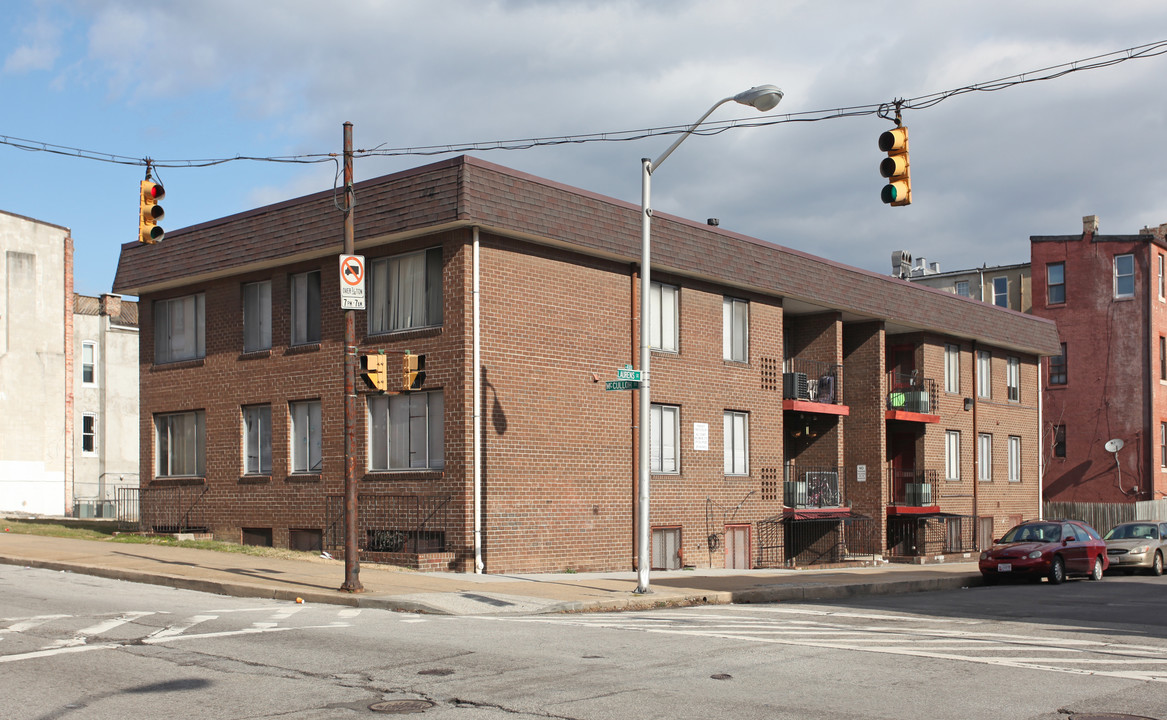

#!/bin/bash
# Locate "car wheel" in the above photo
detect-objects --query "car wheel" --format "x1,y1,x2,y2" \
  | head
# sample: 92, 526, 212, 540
1088, 555, 1104, 581
1048, 556, 1065, 585
1152, 552, 1164, 577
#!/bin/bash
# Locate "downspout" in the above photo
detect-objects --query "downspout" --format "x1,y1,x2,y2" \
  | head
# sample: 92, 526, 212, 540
473, 226, 483, 573
1038, 365, 1044, 519
971, 340, 979, 547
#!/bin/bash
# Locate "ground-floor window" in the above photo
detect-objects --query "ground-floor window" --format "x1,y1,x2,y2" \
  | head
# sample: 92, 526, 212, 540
368, 390, 444, 470
155, 410, 205, 477
652, 527, 681, 570
290, 400, 322, 474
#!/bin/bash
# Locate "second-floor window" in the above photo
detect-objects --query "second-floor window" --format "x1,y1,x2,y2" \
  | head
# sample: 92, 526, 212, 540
369, 248, 443, 334
944, 343, 960, 393
945, 430, 961, 481
1047, 262, 1065, 305
650, 404, 679, 473
978, 433, 993, 482
954, 280, 970, 297
1115, 254, 1135, 298
723, 410, 749, 475
1162, 423, 1166, 468
1049, 343, 1067, 386
243, 281, 272, 352
1006, 356, 1020, 402
1159, 254, 1165, 300
81, 341, 96, 384
291, 272, 321, 346
722, 297, 748, 362
976, 350, 991, 398
1161, 336, 1166, 382
81, 413, 96, 454
1008, 436, 1021, 482
650, 282, 678, 352
155, 293, 206, 364
992, 277, 1008, 307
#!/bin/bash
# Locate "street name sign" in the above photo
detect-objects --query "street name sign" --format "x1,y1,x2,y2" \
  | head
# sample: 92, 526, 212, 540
616, 367, 644, 382
605, 380, 640, 391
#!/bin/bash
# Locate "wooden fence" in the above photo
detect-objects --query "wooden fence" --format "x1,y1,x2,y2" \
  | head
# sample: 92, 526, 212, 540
1042, 499, 1167, 534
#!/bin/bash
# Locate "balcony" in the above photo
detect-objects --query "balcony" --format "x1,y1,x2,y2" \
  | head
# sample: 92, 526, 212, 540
784, 464, 843, 509
888, 468, 940, 512
783, 358, 848, 416
885, 372, 939, 422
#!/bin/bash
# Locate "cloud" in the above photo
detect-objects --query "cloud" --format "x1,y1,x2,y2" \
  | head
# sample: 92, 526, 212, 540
3, 16, 61, 74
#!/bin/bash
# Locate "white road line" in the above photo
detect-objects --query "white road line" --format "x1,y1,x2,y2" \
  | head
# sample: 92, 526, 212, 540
141, 623, 349, 644
147, 614, 218, 640
0, 615, 71, 633
41, 612, 155, 649
0, 643, 119, 663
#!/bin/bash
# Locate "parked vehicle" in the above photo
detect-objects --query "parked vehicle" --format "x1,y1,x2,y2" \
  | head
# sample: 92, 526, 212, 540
979, 519, 1108, 585
1103, 522, 1167, 576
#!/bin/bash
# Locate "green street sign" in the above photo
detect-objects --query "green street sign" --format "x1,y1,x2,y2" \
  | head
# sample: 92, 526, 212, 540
616, 368, 643, 382
605, 380, 640, 391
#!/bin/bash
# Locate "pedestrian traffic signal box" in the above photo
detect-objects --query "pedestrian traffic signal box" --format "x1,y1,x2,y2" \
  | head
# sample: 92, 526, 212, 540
360, 353, 388, 393
139, 180, 166, 243
879, 126, 911, 207
402, 353, 425, 391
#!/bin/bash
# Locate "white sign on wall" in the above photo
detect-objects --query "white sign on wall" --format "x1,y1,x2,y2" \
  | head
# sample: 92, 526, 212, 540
857, 464, 867, 483
693, 423, 709, 451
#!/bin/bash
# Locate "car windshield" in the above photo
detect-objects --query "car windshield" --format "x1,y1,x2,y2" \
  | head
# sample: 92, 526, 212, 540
1105, 523, 1159, 540
1001, 523, 1061, 543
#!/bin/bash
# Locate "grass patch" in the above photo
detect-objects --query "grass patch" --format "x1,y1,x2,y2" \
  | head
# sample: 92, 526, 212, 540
2, 518, 117, 541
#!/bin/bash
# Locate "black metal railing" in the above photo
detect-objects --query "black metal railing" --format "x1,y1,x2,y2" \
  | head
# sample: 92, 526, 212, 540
782, 358, 843, 405
888, 467, 940, 507
887, 514, 974, 557
134, 484, 209, 533
325, 493, 453, 559
757, 513, 880, 568
783, 464, 843, 508
886, 372, 936, 414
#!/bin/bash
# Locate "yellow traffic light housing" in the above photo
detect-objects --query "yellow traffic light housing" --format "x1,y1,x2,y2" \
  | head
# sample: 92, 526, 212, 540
879, 126, 911, 207
360, 353, 388, 393
402, 353, 426, 391
139, 180, 166, 243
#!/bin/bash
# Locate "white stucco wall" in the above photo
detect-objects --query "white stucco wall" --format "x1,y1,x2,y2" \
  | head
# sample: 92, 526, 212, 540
0, 212, 68, 515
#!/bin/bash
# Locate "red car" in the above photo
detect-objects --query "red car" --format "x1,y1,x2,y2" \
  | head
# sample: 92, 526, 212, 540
979, 519, 1109, 585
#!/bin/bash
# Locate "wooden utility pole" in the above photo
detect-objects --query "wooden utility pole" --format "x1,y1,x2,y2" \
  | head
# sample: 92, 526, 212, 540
340, 121, 363, 592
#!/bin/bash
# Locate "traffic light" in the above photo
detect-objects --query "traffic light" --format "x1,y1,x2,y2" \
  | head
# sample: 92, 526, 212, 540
879, 126, 911, 207
360, 353, 388, 393
139, 180, 165, 243
402, 353, 426, 391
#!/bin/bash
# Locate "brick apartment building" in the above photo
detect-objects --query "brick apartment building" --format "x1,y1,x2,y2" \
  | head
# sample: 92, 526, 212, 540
1032, 216, 1167, 504
113, 156, 1060, 573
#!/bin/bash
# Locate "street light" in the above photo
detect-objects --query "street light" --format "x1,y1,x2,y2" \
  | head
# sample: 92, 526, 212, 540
636, 84, 784, 594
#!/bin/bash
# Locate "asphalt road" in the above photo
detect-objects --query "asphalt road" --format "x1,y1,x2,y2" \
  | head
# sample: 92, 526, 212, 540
3, 565, 1167, 720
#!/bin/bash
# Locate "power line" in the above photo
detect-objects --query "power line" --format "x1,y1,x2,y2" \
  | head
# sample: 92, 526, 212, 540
2, 39, 1165, 169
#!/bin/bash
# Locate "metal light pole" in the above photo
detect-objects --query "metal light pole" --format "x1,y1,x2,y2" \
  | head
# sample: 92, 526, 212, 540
636, 85, 784, 594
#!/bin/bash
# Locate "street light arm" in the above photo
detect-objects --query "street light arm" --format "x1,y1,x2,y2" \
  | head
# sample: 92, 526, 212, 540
651, 97, 735, 170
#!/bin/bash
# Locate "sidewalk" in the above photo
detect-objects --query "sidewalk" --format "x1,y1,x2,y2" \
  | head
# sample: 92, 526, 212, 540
0, 532, 983, 616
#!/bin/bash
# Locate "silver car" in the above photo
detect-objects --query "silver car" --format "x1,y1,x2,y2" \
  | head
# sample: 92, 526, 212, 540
1104, 522, 1167, 576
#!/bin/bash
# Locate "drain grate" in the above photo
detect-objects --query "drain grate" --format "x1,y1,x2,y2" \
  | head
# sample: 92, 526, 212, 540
369, 699, 435, 714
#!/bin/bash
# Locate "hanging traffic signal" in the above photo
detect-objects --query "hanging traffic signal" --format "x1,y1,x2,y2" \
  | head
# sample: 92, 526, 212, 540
402, 353, 426, 391
139, 180, 166, 243
879, 126, 911, 207
360, 353, 388, 393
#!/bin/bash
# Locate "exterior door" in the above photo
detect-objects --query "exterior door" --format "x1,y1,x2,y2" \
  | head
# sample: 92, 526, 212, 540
725, 525, 751, 569
979, 516, 994, 551
888, 432, 916, 504
651, 527, 681, 571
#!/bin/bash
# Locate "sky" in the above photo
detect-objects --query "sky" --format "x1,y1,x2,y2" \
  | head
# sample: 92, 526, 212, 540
3, 1, 1166, 299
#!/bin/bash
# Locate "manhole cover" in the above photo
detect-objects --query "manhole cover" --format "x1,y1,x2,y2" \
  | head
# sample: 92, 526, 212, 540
369, 699, 435, 714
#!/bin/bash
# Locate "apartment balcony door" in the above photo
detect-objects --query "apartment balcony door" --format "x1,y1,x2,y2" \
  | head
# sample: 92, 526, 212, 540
888, 431, 916, 504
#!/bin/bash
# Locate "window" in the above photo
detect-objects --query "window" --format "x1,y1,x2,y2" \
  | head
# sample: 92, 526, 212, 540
954, 280, 970, 297
1008, 436, 1021, 482
155, 411, 205, 477
1162, 337, 1166, 382
1114, 254, 1135, 298
242, 405, 272, 475
81, 342, 96, 384
978, 433, 992, 482
1053, 425, 1066, 459
945, 430, 961, 481
368, 391, 444, 470
723, 411, 749, 475
944, 343, 960, 393
290, 271, 321, 345
1161, 423, 1166, 468
650, 282, 679, 352
650, 404, 680, 473
154, 294, 206, 364
722, 297, 748, 362
81, 413, 96, 454
976, 350, 991, 398
992, 277, 1008, 307
1047, 262, 1065, 304
1006, 356, 1020, 402
369, 248, 443, 334
289, 400, 322, 473
1049, 343, 1067, 386
1159, 255, 1165, 300
243, 281, 272, 352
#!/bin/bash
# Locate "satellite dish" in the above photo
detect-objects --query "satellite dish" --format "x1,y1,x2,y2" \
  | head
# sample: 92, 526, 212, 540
1105, 438, 1124, 453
